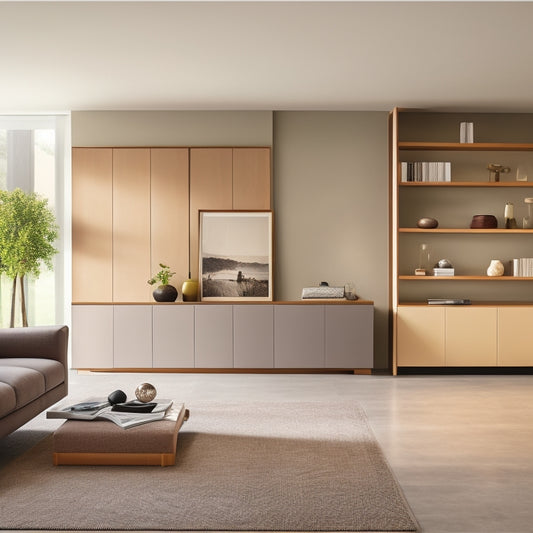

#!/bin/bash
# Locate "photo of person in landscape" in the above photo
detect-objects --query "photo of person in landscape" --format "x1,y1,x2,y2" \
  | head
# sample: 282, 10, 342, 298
199, 211, 272, 301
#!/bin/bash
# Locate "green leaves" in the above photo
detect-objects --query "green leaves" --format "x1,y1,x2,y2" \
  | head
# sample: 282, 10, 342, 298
0, 188, 59, 280
148, 263, 175, 286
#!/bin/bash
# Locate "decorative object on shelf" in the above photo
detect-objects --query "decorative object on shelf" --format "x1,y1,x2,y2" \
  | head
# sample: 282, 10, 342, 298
516, 165, 528, 182
181, 273, 199, 302
470, 214, 498, 229
522, 198, 533, 229
487, 163, 510, 182
135, 382, 157, 403
417, 217, 438, 229
344, 282, 358, 300
148, 263, 178, 302
504, 202, 518, 229
433, 259, 454, 276
199, 210, 273, 301
416, 243, 431, 275
487, 259, 504, 277
302, 282, 345, 299
459, 122, 474, 143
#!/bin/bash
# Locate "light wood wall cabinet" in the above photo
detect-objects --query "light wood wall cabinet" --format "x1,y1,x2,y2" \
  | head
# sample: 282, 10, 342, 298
71, 302, 373, 372
72, 148, 113, 302
391, 109, 533, 372
112, 149, 152, 302
72, 146, 271, 303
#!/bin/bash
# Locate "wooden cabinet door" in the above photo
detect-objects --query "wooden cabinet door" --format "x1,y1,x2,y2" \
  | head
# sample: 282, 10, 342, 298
194, 305, 233, 367
189, 149, 233, 281
233, 305, 274, 368
152, 305, 194, 368
325, 305, 373, 368
446, 307, 497, 366
72, 148, 113, 302
233, 148, 271, 210
274, 305, 325, 368
113, 305, 153, 368
113, 149, 152, 302
397, 306, 445, 366
498, 307, 533, 366
151, 149, 189, 288
71, 305, 113, 369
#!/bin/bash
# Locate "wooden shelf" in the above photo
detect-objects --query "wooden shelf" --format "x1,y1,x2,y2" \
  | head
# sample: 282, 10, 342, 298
399, 228, 533, 234
399, 181, 533, 187
399, 275, 533, 281
399, 301, 533, 306
398, 142, 533, 151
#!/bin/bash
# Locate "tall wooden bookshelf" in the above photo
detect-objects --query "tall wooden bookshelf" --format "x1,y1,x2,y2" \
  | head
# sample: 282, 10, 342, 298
390, 109, 533, 374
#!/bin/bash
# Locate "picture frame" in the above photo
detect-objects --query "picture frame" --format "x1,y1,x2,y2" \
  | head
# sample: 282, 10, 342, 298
199, 210, 273, 301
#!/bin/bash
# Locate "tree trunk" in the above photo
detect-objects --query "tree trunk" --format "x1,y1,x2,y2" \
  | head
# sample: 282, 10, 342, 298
20, 274, 28, 327
9, 276, 17, 328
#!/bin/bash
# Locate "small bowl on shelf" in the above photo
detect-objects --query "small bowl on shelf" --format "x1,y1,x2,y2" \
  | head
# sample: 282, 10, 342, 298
470, 214, 498, 229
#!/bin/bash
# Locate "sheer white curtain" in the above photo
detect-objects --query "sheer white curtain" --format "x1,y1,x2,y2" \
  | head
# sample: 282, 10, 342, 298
0, 114, 71, 328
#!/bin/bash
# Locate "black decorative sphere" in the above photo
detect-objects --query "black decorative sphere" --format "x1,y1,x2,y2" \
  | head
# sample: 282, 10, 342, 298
152, 284, 178, 302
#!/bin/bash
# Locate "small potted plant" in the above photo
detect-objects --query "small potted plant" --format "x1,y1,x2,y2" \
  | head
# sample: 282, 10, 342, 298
148, 263, 178, 302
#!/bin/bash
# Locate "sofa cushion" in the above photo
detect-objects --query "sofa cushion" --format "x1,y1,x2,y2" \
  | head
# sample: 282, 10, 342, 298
0, 382, 17, 417
0, 358, 65, 391
0, 366, 45, 410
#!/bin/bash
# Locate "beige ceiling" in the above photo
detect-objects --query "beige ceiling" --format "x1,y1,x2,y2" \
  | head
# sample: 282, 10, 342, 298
2, 1, 533, 113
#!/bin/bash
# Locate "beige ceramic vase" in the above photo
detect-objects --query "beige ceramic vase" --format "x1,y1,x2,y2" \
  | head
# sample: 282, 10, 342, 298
487, 259, 504, 277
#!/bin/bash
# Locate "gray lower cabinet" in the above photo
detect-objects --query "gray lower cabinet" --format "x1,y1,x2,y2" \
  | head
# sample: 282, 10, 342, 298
153, 305, 194, 368
194, 305, 233, 368
113, 305, 153, 368
72, 305, 113, 368
71, 303, 373, 370
233, 305, 274, 368
325, 305, 373, 368
274, 305, 325, 368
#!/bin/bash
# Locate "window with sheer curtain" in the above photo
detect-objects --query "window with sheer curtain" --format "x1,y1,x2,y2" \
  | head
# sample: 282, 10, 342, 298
0, 115, 70, 328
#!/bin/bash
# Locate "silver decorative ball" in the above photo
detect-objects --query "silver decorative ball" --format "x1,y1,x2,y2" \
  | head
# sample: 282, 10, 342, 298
135, 383, 157, 403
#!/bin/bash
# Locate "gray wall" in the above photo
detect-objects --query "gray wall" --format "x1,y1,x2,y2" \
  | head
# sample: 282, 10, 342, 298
273, 112, 389, 369
71, 110, 390, 369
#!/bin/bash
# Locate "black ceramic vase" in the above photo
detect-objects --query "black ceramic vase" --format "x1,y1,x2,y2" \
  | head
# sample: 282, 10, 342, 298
152, 284, 178, 302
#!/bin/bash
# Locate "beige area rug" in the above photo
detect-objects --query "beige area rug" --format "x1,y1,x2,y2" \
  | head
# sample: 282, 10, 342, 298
0, 402, 417, 531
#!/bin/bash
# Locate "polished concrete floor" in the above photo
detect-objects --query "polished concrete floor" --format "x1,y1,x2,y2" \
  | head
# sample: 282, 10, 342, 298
2, 371, 533, 533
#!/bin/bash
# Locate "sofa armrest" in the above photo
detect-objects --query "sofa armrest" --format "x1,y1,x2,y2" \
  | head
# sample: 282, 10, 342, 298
0, 326, 69, 367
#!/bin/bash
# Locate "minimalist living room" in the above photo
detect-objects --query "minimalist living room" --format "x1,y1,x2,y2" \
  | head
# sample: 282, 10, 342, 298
1, 2, 533, 533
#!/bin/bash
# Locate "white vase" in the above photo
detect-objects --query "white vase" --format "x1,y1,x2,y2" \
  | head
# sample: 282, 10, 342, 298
487, 259, 504, 277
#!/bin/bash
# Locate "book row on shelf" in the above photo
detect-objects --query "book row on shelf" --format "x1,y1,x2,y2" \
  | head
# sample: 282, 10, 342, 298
512, 258, 533, 277
400, 161, 451, 182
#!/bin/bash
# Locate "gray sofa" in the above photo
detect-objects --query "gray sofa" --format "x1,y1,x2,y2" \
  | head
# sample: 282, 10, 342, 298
0, 325, 68, 439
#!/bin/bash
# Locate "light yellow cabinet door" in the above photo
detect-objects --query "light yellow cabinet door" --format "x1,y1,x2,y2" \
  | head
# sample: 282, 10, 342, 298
498, 307, 533, 366
189, 148, 233, 280
113, 149, 151, 302
151, 148, 189, 287
397, 306, 445, 366
445, 307, 497, 366
233, 147, 271, 210
72, 148, 113, 302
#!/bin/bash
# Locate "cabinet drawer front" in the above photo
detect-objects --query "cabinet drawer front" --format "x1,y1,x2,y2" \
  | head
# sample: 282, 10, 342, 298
498, 307, 533, 366
274, 306, 325, 368
397, 307, 445, 366
445, 307, 497, 366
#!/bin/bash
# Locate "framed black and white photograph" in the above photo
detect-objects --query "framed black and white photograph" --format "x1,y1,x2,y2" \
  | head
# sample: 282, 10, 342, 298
199, 210, 273, 301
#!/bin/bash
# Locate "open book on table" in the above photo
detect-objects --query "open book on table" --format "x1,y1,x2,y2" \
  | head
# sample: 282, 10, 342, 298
47, 399, 181, 429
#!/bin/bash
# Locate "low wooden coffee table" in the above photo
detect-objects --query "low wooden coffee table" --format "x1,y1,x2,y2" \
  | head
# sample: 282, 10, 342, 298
53, 404, 189, 466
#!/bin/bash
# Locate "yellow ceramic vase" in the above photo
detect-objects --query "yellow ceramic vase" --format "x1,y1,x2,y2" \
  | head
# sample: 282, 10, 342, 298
181, 278, 199, 302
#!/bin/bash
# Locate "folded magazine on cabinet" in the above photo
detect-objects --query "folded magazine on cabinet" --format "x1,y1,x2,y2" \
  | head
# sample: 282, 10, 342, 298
47, 399, 179, 429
